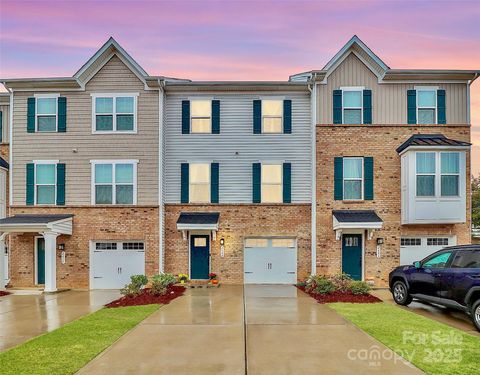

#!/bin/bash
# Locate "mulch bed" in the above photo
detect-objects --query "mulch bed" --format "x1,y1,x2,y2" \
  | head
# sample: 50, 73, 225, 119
0, 291, 10, 297
297, 285, 381, 304
105, 285, 186, 308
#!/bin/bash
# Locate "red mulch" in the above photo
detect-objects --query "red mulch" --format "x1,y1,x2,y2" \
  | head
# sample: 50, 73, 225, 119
0, 291, 10, 297
297, 285, 381, 304
105, 285, 186, 308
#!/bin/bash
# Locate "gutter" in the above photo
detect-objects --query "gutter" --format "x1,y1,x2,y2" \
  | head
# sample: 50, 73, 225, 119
158, 78, 165, 273
309, 73, 317, 275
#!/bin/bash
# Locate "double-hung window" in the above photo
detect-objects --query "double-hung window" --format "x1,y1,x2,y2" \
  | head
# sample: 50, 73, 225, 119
262, 100, 283, 133
190, 100, 211, 133
35, 163, 57, 204
417, 89, 437, 124
343, 157, 363, 200
36, 96, 58, 132
92, 94, 137, 133
342, 88, 363, 124
440, 152, 459, 196
415, 152, 460, 198
92, 161, 137, 204
189, 163, 210, 203
261, 164, 282, 203
416, 152, 436, 197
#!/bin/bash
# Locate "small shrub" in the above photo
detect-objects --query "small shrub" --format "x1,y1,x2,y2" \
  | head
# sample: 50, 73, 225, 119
306, 275, 336, 294
329, 273, 353, 292
177, 273, 189, 283
120, 274, 148, 297
150, 273, 176, 296
350, 280, 371, 295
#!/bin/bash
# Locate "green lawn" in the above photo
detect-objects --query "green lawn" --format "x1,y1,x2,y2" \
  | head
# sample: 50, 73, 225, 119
329, 302, 480, 375
0, 304, 160, 375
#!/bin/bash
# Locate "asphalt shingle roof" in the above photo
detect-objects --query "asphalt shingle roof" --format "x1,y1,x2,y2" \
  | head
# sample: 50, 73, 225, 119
0, 214, 73, 225
176, 212, 220, 225
396, 134, 471, 154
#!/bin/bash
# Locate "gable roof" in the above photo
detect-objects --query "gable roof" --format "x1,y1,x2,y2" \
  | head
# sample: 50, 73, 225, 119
74, 37, 149, 86
323, 35, 389, 73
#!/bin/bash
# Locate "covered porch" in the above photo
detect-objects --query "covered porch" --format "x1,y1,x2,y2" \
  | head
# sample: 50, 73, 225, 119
0, 214, 73, 292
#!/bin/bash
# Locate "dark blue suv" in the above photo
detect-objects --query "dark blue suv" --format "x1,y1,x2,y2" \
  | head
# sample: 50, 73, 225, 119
389, 245, 480, 331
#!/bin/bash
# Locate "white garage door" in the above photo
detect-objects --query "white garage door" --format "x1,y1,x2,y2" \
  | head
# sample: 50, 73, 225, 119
244, 238, 297, 284
400, 236, 456, 266
91, 242, 145, 289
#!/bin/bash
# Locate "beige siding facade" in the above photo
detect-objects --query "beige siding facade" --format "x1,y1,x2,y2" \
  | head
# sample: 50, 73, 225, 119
11, 55, 159, 206
0, 104, 10, 144
317, 53, 468, 125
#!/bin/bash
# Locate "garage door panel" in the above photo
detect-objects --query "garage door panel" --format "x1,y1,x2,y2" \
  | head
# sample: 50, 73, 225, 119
244, 238, 297, 284
91, 243, 145, 289
400, 236, 456, 266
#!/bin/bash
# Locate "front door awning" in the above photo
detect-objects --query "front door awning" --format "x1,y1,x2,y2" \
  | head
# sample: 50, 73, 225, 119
332, 210, 383, 240
0, 214, 73, 235
176, 212, 220, 231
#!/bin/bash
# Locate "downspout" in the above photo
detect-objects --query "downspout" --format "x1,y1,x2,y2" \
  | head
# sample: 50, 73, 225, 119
309, 74, 317, 275
158, 79, 165, 273
466, 73, 478, 125
6, 86, 13, 212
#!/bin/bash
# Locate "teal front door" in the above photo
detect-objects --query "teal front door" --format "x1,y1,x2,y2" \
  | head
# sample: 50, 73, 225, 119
190, 235, 210, 279
37, 238, 45, 284
342, 234, 362, 281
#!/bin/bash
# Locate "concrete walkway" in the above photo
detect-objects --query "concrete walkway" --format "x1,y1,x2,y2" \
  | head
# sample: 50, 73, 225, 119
0, 290, 120, 351
79, 285, 422, 374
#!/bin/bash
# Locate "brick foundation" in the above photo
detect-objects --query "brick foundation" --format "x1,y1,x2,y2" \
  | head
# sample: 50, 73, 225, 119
8, 206, 159, 289
164, 204, 311, 284
316, 125, 471, 287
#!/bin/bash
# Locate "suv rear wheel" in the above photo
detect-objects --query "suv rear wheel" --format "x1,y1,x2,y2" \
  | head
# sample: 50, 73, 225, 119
471, 300, 480, 332
392, 280, 412, 306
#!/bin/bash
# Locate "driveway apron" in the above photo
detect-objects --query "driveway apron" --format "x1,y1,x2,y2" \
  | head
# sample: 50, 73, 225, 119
78, 285, 422, 374
0, 290, 120, 351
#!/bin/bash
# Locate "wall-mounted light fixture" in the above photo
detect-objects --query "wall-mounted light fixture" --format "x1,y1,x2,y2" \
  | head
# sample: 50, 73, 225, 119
58, 244, 65, 251
220, 238, 225, 258
376, 238, 384, 245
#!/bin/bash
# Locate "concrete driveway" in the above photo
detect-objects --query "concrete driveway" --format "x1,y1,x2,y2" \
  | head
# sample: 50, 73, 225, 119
0, 290, 120, 351
79, 285, 422, 374
373, 289, 480, 336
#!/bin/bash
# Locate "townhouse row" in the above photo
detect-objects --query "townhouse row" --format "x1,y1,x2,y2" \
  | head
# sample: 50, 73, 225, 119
0, 36, 476, 291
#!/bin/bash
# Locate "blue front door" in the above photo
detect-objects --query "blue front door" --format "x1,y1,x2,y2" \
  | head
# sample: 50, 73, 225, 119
342, 234, 362, 281
37, 238, 45, 284
190, 235, 210, 279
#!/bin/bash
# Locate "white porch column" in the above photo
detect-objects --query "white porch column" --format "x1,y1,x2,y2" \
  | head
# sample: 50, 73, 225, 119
0, 233, 6, 291
41, 231, 59, 293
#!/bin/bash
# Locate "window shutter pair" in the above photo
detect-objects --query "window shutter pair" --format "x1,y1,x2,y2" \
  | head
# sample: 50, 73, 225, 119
25, 163, 66, 205
181, 100, 220, 134
332, 90, 372, 124
333, 157, 374, 200
407, 89, 446, 124
180, 163, 219, 203
252, 163, 291, 203
253, 100, 292, 134
27, 97, 67, 133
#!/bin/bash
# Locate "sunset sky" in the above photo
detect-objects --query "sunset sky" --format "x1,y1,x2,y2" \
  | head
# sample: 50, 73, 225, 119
0, 0, 478, 175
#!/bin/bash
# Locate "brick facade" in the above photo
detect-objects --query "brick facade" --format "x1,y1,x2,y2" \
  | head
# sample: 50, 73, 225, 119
8, 206, 159, 289
164, 204, 311, 284
316, 124, 471, 286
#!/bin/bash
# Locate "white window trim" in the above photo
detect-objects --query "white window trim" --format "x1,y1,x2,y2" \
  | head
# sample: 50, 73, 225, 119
188, 162, 211, 204
415, 151, 460, 198
340, 86, 364, 125
415, 151, 436, 198
90, 160, 138, 205
260, 162, 283, 203
415, 87, 438, 125
33, 160, 58, 205
440, 151, 460, 197
343, 157, 364, 201
189, 99, 212, 134
34, 94, 59, 133
91, 93, 139, 134
261, 99, 283, 134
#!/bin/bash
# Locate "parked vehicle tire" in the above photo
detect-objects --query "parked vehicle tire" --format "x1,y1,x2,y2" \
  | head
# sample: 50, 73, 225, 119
392, 280, 412, 306
471, 300, 480, 332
